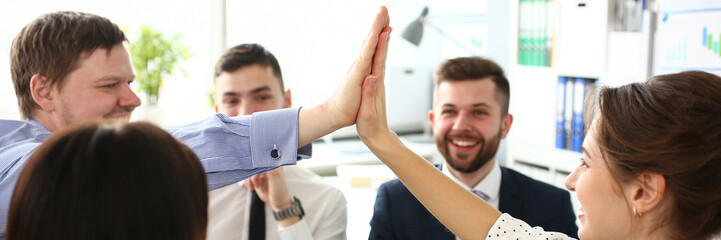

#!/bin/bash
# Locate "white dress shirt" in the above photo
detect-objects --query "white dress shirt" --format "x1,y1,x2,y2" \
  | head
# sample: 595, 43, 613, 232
441, 161, 502, 209
207, 166, 347, 240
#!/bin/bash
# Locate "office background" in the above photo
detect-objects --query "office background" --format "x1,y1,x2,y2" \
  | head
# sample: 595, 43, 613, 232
2, 0, 721, 239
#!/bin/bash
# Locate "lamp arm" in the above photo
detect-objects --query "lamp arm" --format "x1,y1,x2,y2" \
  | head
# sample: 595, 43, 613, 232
420, 17, 480, 56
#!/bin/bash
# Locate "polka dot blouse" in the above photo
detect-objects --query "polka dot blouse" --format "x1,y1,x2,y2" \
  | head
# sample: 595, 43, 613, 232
486, 213, 576, 240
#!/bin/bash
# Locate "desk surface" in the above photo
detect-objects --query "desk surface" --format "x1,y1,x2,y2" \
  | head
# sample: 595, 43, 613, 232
297, 135, 441, 176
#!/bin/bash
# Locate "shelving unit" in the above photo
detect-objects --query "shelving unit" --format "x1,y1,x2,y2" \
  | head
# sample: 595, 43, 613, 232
505, 0, 653, 187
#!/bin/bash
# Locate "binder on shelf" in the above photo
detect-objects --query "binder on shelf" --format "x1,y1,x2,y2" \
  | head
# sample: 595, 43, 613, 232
555, 76, 567, 149
529, 0, 538, 66
564, 77, 574, 150
519, 0, 529, 65
571, 77, 587, 152
537, 0, 547, 66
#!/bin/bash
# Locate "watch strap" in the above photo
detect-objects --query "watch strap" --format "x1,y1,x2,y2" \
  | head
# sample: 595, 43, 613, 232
272, 196, 305, 221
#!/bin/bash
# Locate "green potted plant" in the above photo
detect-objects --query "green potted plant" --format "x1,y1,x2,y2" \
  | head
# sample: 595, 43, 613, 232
129, 25, 190, 106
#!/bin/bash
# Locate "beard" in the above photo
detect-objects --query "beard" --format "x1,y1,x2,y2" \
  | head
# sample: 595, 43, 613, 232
439, 126, 503, 173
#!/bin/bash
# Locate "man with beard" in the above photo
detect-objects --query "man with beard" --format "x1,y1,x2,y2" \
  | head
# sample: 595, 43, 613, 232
368, 57, 578, 240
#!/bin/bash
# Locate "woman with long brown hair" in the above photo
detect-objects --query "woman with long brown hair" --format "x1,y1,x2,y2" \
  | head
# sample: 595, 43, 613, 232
355, 70, 721, 240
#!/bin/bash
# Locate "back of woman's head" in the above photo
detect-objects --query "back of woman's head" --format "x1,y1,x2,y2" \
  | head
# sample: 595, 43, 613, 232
7, 122, 208, 240
596, 71, 721, 239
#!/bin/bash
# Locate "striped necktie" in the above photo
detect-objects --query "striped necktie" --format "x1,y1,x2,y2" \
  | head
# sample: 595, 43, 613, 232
472, 190, 489, 201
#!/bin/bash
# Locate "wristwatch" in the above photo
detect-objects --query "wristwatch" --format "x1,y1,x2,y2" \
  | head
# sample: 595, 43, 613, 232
273, 196, 305, 221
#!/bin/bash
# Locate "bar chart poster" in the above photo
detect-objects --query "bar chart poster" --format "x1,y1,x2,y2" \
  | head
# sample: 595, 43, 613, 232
655, 7, 721, 76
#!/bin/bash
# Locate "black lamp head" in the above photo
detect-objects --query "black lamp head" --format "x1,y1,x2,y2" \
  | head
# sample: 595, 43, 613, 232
401, 6, 429, 46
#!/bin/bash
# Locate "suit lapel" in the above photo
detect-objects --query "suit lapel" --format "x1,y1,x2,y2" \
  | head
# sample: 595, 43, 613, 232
498, 167, 522, 217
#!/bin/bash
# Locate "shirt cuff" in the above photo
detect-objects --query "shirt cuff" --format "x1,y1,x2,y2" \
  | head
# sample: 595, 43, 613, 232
250, 107, 311, 168
277, 219, 313, 240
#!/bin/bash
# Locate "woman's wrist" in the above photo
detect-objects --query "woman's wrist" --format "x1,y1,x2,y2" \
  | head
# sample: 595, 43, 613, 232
362, 130, 402, 158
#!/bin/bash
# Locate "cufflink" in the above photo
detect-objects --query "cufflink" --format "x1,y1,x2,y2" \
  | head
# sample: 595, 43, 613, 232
270, 144, 281, 159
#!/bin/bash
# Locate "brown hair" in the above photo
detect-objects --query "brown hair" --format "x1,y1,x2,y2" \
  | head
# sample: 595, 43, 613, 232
595, 71, 721, 239
434, 57, 510, 115
6, 122, 208, 240
214, 43, 284, 91
10, 11, 127, 119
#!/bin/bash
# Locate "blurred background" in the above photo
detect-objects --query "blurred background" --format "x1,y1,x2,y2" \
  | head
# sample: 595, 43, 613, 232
2, 0, 720, 238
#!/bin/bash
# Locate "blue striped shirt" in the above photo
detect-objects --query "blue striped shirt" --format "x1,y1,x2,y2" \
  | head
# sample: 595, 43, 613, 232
0, 107, 311, 237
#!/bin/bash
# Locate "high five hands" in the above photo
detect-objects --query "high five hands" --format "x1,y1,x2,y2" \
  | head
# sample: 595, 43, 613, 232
355, 6, 396, 150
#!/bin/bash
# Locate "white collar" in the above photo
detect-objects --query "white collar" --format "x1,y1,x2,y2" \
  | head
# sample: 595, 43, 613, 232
441, 160, 502, 202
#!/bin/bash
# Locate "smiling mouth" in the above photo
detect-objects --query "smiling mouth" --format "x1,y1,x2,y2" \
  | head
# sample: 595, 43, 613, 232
450, 139, 479, 147
106, 115, 130, 122
578, 206, 585, 219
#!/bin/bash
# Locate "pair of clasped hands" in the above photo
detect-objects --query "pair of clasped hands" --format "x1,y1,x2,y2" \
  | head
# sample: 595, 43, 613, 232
243, 6, 396, 226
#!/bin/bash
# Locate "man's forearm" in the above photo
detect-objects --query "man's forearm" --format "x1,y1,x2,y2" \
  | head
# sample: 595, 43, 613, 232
298, 103, 343, 147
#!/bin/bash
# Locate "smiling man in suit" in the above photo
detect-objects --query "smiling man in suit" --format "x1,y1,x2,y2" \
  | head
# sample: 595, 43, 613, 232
369, 57, 578, 240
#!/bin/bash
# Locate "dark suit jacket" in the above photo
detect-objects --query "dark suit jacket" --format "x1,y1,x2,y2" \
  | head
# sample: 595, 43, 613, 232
369, 166, 578, 239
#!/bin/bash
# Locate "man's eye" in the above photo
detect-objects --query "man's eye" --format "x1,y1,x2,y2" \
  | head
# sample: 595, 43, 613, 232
104, 83, 117, 88
442, 109, 455, 114
474, 110, 487, 115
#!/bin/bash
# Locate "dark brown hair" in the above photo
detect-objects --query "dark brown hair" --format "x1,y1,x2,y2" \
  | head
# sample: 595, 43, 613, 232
10, 11, 127, 120
6, 122, 208, 240
434, 57, 510, 115
595, 71, 721, 239
214, 43, 284, 91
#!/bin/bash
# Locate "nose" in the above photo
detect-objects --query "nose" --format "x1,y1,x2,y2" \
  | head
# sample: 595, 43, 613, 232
451, 113, 472, 131
564, 166, 580, 192
238, 101, 255, 116
119, 83, 141, 109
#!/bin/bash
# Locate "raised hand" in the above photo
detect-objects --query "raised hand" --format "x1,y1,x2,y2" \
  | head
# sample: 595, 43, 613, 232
326, 6, 391, 127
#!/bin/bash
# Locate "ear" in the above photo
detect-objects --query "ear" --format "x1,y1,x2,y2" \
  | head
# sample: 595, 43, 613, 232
284, 89, 292, 108
212, 92, 220, 113
626, 172, 666, 216
30, 74, 55, 111
500, 114, 513, 138
428, 109, 435, 125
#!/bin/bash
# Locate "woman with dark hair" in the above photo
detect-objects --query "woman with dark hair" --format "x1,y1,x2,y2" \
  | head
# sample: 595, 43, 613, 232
355, 70, 721, 240
6, 122, 208, 240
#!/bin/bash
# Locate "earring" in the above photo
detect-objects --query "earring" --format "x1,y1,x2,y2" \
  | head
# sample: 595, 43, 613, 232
632, 207, 643, 217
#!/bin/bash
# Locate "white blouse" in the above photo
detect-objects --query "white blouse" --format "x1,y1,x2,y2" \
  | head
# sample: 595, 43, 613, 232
486, 213, 576, 240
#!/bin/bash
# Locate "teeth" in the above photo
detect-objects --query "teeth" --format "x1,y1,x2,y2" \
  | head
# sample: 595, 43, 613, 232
452, 140, 477, 147
109, 116, 130, 122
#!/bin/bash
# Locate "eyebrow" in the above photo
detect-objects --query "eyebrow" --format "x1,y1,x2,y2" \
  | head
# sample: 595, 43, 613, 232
441, 103, 490, 108
96, 75, 135, 82
222, 85, 272, 97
